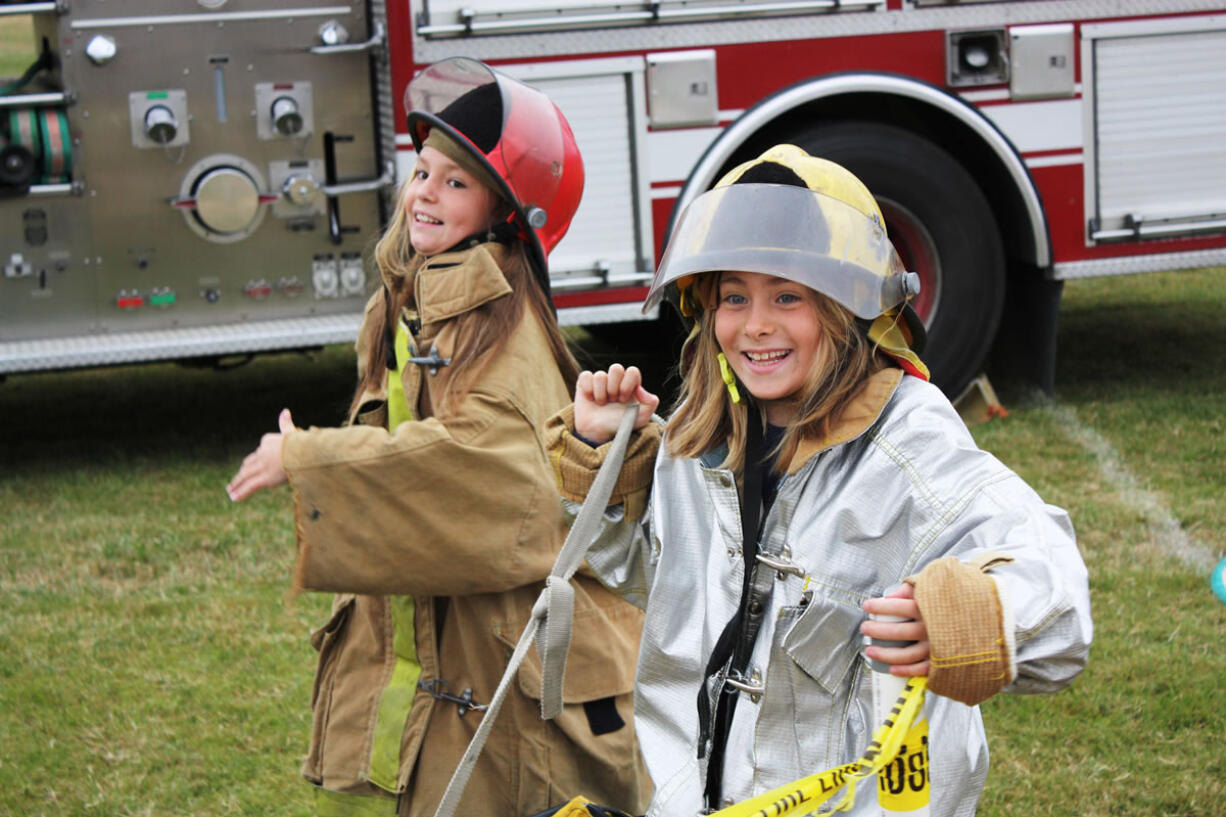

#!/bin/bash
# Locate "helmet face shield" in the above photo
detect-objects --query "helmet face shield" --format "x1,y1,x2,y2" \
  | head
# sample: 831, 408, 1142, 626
645, 183, 917, 318
405, 58, 506, 147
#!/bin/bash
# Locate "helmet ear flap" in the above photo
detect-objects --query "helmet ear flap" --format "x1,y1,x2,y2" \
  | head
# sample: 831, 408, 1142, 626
675, 274, 698, 317
898, 303, 926, 355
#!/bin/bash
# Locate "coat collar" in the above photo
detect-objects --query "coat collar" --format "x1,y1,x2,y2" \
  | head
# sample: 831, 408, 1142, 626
381, 243, 514, 327
784, 367, 903, 475
693, 368, 903, 475
416, 243, 513, 326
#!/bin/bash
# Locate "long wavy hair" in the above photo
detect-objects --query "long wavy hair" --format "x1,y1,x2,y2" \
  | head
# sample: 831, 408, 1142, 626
665, 271, 889, 476
349, 185, 579, 420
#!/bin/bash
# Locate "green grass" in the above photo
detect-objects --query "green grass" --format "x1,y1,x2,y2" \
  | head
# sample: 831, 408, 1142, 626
0, 351, 352, 817
0, 15, 37, 79
1, 268, 1224, 816
976, 266, 1226, 817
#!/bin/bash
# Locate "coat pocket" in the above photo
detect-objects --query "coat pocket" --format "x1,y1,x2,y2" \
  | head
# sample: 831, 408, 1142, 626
309, 593, 357, 709
302, 594, 357, 785
495, 589, 642, 705
780, 593, 864, 695
492, 579, 651, 813
493, 576, 642, 707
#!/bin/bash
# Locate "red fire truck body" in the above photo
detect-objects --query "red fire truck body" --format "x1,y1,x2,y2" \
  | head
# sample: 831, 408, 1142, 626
392, 0, 1226, 393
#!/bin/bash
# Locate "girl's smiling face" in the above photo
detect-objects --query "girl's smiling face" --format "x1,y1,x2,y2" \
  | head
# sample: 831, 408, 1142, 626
404, 145, 501, 256
714, 271, 826, 425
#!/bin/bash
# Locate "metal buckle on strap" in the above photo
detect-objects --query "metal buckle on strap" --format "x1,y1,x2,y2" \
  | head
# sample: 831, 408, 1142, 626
755, 550, 806, 581
417, 678, 488, 716
722, 668, 765, 703
406, 343, 451, 376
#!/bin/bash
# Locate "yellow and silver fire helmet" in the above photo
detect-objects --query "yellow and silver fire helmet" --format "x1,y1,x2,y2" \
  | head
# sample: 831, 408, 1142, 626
644, 144, 925, 355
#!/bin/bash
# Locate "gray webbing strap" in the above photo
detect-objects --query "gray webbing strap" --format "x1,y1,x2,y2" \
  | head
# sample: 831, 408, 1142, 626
432, 403, 640, 817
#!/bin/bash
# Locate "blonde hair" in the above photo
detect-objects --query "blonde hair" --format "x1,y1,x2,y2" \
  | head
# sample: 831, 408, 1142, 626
665, 272, 888, 475
349, 178, 578, 420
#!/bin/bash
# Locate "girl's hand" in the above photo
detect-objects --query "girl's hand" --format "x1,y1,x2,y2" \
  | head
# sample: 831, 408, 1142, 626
574, 364, 659, 445
226, 408, 297, 502
861, 583, 930, 677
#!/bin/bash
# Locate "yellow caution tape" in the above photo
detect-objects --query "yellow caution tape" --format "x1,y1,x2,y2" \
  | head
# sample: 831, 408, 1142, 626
710, 676, 928, 817
877, 711, 929, 812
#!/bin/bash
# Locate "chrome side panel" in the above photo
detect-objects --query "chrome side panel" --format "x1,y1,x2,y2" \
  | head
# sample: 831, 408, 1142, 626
0, 1, 392, 372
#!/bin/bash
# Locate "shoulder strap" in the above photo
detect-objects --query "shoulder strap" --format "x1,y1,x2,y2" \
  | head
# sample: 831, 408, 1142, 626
432, 403, 641, 817
699, 402, 774, 809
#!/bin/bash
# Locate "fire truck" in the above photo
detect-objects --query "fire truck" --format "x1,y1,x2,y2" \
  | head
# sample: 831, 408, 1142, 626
2, 1, 1224, 397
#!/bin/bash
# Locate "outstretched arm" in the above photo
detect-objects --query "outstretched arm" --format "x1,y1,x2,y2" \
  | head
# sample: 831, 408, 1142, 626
226, 408, 297, 501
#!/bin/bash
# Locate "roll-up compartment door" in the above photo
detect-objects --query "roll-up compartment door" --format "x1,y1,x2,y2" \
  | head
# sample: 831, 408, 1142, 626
1085, 16, 1226, 242
502, 59, 653, 290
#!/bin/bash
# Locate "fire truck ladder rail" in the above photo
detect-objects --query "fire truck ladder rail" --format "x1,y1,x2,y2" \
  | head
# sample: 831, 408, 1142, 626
417, 0, 881, 37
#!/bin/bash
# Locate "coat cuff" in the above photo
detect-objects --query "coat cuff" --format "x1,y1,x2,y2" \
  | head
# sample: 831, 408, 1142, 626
545, 404, 661, 516
908, 553, 1017, 706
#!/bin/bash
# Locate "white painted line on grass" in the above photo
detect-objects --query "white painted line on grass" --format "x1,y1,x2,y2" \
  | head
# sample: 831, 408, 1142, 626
1041, 400, 1219, 573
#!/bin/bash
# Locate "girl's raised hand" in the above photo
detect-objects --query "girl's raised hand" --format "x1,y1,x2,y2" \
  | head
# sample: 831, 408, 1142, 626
574, 363, 659, 445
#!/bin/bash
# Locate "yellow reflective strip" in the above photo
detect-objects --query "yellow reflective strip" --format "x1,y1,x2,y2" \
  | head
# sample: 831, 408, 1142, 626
710, 677, 928, 817
313, 786, 399, 817
367, 595, 422, 792
387, 321, 414, 430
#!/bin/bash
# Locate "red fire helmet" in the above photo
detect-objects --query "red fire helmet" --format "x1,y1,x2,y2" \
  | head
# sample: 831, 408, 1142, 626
405, 57, 585, 297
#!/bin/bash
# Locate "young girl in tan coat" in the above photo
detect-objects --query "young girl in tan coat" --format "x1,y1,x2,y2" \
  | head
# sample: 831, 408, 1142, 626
228, 57, 650, 817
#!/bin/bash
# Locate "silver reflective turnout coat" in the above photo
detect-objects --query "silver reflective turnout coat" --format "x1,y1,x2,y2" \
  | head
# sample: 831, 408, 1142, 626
562, 370, 1092, 817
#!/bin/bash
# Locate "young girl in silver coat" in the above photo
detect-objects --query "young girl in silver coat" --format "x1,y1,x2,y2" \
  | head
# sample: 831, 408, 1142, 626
546, 144, 1092, 817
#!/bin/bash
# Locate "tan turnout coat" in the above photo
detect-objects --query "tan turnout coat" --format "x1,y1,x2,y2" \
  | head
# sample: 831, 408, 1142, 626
282, 242, 651, 817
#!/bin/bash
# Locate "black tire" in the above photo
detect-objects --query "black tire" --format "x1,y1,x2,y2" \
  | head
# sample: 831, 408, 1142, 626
786, 121, 1005, 397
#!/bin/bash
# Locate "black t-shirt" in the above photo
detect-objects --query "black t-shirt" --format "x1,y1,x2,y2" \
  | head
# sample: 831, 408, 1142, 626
761, 424, 786, 513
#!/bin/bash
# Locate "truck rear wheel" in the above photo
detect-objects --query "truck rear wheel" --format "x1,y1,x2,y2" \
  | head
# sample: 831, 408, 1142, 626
788, 121, 1006, 397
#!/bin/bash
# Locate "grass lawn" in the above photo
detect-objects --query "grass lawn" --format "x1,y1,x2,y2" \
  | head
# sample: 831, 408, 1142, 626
1, 6, 1222, 816
2, 267, 1224, 817
977, 267, 1226, 816
0, 15, 37, 78
0, 350, 350, 817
